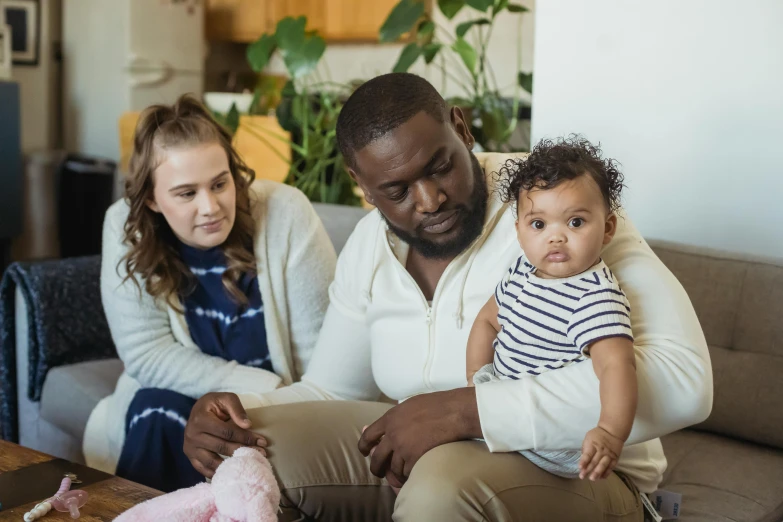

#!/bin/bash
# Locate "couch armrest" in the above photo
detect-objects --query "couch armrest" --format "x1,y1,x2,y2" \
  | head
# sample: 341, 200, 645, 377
1, 256, 116, 441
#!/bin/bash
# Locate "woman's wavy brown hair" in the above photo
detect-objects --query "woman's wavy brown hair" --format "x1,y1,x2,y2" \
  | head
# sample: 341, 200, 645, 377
121, 94, 257, 311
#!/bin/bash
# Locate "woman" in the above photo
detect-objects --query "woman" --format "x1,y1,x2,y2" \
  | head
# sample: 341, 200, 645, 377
82, 95, 336, 492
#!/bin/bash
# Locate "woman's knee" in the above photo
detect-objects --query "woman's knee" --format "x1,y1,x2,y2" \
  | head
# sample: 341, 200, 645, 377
126, 388, 196, 430
129, 388, 195, 409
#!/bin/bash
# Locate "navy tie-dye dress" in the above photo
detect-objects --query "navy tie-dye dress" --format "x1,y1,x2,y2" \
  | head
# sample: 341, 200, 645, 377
115, 243, 272, 492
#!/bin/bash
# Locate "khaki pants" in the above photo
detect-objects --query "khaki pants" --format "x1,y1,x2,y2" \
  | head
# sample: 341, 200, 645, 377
247, 401, 643, 522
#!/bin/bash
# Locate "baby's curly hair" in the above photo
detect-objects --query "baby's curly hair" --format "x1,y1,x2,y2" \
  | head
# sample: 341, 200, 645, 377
497, 135, 625, 213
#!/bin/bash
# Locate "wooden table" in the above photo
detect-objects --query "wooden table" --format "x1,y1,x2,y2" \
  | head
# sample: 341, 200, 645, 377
0, 440, 161, 521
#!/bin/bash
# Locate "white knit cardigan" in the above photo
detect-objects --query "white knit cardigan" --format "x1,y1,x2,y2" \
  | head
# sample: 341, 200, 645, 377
83, 180, 336, 473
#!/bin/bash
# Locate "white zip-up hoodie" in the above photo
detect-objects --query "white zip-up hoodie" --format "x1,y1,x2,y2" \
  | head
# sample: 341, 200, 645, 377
241, 153, 713, 493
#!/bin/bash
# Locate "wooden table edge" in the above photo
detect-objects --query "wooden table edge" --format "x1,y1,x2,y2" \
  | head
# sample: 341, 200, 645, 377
0, 440, 162, 521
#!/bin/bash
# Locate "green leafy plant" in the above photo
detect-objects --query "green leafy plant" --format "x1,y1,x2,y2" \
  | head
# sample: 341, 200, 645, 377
245, 16, 360, 206
211, 103, 240, 135
380, 0, 533, 151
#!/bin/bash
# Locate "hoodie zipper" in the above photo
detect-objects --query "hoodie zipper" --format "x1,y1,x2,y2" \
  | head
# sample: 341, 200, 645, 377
383, 236, 459, 391
378, 171, 509, 391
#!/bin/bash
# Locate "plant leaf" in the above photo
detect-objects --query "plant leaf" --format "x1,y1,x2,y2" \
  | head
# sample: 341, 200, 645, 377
273, 16, 326, 79
456, 18, 490, 38
225, 103, 240, 135
518, 71, 533, 93
285, 34, 327, 79
416, 20, 435, 45
393, 42, 422, 73
276, 81, 297, 132
452, 38, 478, 74
249, 88, 262, 114
247, 34, 277, 73
438, 0, 466, 19
379, 0, 425, 42
494, 0, 509, 12
282, 79, 297, 97
275, 16, 306, 52
479, 105, 509, 143
466, 0, 493, 12
422, 42, 442, 64
507, 3, 529, 12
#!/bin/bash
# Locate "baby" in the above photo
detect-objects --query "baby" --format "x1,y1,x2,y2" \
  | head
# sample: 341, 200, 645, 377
466, 136, 636, 481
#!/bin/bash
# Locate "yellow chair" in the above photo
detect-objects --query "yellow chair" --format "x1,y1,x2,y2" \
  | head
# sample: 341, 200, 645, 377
117, 112, 292, 183
118, 111, 141, 174
233, 115, 291, 183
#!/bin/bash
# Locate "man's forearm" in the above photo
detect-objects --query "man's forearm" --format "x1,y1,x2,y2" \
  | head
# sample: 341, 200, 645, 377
452, 386, 483, 439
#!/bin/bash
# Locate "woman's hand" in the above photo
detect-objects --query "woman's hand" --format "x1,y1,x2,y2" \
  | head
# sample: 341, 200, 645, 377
183, 392, 267, 478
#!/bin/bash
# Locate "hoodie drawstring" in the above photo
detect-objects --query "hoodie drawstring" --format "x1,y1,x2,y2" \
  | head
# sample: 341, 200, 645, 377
453, 206, 508, 328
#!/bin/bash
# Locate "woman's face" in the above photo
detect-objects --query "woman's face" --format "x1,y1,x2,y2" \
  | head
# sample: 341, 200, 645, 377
147, 142, 236, 249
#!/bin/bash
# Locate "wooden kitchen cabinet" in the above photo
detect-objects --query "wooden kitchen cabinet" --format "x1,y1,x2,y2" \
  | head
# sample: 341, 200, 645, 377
205, 0, 272, 43
320, 0, 403, 41
206, 0, 412, 43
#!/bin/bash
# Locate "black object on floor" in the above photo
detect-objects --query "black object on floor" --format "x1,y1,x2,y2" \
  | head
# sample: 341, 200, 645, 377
57, 154, 117, 259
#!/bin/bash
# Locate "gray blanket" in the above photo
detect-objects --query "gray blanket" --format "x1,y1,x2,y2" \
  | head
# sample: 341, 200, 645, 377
0, 256, 115, 442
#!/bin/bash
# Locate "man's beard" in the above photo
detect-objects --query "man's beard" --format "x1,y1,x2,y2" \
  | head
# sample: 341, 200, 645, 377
382, 153, 488, 260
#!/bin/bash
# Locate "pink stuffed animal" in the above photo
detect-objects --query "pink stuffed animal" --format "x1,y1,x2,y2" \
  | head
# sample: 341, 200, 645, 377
115, 447, 280, 522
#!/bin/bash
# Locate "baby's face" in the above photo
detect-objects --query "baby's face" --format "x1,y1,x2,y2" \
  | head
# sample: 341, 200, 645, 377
515, 174, 616, 279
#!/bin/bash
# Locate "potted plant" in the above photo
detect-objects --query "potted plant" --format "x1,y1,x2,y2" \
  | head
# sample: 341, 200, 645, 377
379, 0, 533, 152
244, 16, 361, 206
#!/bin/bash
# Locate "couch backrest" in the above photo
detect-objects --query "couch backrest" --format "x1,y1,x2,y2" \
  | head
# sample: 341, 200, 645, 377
312, 203, 370, 256
650, 241, 783, 449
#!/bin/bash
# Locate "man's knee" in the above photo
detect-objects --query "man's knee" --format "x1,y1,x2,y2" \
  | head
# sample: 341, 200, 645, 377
247, 401, 396, 522
394, 441, 490, 521
246, 401, 393, 490
394, 441, 641, 522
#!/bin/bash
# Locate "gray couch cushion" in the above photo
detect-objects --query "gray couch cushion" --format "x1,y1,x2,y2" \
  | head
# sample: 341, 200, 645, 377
660, 430, 783, 522
651, 243, 783, 450
734, 263, 783, 356
651, 247, 746, 350
39, 359, 124, 440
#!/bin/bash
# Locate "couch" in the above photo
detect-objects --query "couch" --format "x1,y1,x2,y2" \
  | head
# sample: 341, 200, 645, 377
9, 203, 783, 522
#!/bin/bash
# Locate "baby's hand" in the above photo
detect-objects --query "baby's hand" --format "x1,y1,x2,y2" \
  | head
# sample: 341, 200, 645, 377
579, 427, 624, 481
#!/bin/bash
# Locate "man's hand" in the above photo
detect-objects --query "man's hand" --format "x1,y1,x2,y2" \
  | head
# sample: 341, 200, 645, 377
183, 392, 267, 478
358, 387, 481, 483
579, 426, 624, 481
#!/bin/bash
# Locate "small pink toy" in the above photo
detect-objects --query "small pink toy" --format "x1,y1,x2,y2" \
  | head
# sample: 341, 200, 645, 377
114, 447, 280, 522
52, 490, 89, 518
24, 476, 89, 521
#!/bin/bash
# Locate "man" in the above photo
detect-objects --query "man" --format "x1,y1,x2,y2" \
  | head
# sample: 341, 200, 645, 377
183, 73, 712, 521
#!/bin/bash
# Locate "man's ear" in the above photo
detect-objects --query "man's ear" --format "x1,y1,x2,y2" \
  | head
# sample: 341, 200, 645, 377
603, 213, 618, 245
146, 199, 161, 213
348, 167, 374, 206
450, 107, 475, 149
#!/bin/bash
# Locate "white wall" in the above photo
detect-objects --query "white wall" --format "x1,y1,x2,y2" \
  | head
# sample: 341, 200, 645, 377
267, 0, 535, 102
10, 0, 61, 153
531, 1, 783, 258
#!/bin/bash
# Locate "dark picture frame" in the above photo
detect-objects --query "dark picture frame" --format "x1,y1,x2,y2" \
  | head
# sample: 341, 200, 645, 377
2, 0, 40, 66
